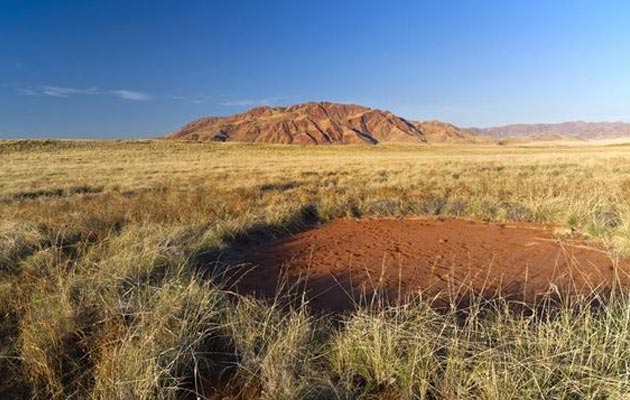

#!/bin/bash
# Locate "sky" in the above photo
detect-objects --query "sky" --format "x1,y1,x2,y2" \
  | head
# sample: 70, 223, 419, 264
1, 0, 629, 138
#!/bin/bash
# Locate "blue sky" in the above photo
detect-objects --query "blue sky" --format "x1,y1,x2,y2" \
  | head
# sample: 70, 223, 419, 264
1, 0, 629, 138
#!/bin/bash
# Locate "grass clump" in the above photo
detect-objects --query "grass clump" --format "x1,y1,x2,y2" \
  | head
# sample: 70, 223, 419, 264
91, 277, 228, 400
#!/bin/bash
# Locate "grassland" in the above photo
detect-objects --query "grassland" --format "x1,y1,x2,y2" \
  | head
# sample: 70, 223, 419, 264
3, 139, 630, 399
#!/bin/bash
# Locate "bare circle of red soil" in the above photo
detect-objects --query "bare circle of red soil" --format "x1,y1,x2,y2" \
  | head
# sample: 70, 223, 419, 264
233, 218, 629, 312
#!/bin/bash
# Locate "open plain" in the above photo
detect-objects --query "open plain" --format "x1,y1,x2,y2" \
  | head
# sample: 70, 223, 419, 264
3, 140, 630, 399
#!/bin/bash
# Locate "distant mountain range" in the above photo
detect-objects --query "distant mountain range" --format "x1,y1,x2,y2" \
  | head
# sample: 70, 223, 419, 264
168, 102, 630, 144
471, 122, 630, 140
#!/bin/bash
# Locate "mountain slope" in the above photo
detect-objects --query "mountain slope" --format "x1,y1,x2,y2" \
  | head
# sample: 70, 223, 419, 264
472, 122, 630, 140
169, 102, 427, 144
413, 120, 490, 144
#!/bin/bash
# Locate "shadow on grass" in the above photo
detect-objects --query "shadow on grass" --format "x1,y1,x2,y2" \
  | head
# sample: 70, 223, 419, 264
191, 203, 321, 273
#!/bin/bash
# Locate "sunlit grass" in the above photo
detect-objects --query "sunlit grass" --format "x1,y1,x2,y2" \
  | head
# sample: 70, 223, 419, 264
3, 139, 630, 399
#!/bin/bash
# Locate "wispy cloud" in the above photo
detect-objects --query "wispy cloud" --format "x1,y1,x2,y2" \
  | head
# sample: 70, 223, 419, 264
17, 88, 39, 96
111, 89, 152, 101
40, 86, 100, 98
18, 85, 152, 101
219, 96, 293, 107
17, 85, 295, 107
166, 95, 204, 104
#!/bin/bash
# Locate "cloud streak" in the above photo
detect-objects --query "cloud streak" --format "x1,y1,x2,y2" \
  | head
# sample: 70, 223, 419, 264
111, 89, 152, 101
166, 95, 204, 104
17, 85, 295, 107
219, 96, 292, 107
40, 86, 100, 98
19, 85, 152, 101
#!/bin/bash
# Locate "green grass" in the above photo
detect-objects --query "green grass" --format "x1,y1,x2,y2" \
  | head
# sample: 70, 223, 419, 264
2, 140, 630, 399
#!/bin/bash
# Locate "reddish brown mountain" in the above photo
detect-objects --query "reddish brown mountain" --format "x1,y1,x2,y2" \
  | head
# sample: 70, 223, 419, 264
413, 120, 489, 144
472, 121, 630, 140
169, 102, 427, 144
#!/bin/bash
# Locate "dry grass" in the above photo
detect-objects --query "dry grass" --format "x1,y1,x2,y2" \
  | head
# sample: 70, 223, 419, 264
2, 139, 630, 399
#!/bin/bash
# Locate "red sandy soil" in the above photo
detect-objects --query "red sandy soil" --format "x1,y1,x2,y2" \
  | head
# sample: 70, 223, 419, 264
233, 218, 629, 312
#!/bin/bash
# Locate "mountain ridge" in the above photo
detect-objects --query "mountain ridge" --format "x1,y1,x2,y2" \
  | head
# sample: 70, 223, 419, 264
413, 120, 490, 144
169, 101, 426, 144
471, 121, 630, 139
168, 101, 482, 145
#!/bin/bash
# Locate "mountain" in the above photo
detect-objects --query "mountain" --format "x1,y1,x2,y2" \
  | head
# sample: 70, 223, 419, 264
413, 120, 490, 144
494, 134, 587, 146
472, 122, 630, 140
169, 102, 427, 144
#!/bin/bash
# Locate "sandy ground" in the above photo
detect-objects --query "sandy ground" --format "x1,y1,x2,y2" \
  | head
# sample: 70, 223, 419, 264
234, 218, 629, 312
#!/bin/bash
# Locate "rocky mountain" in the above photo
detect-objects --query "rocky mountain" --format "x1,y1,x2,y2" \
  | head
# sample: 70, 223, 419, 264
413, 120, 489, 144
472, 122, 630, 140
169, 102, 427, 144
